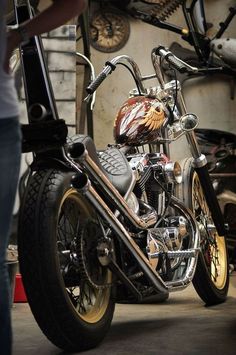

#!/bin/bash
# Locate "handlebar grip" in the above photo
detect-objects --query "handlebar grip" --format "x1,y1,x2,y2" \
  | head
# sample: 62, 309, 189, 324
165, 53, 188, 74
86, 72, 107, 94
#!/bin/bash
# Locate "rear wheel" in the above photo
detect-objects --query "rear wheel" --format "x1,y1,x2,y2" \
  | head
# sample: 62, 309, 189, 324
177, 158, 229, 305
18, 169, 114, 352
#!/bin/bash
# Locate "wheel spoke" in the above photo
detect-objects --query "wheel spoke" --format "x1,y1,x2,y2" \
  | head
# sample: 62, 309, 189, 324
56, 189, 111, 323
192, 174, 227, 289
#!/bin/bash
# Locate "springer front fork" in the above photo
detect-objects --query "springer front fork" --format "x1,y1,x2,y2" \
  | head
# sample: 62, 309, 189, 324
177, 89, 226, 236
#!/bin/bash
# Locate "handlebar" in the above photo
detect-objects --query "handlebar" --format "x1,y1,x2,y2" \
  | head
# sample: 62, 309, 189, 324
155, 46, 198, 74
86, 62, 115, 94
86, 55, 146, 97
85, 47, 199, 102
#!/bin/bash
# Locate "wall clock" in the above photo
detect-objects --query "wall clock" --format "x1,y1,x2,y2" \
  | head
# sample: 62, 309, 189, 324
90, 8, 130, 53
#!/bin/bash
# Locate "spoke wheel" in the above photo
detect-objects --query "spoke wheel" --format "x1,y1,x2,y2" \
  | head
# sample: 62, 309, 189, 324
18, 170, 115, 352
176, 158, 229, 305
192, 174, 228, 290
58, 189, 112, 323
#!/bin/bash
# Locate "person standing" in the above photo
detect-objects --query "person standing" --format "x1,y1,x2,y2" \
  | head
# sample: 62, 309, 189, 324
0, 1, 86, 354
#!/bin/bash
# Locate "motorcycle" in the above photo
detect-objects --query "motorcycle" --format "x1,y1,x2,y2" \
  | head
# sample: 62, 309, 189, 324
16, 8, 229, 349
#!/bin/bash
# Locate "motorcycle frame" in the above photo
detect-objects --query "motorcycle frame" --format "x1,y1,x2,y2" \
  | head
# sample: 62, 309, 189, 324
13, 0, 68, 165
14, 2, 59, 123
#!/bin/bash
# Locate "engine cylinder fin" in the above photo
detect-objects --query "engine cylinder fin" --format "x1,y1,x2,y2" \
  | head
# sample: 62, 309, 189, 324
137, 166, 152, 192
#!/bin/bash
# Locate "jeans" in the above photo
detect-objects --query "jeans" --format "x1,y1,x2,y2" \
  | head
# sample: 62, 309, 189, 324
0, 117, 21, 355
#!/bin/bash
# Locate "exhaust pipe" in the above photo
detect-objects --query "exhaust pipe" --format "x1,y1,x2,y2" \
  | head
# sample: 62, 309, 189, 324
71, 171, 168, 295
68, 142, 157, 230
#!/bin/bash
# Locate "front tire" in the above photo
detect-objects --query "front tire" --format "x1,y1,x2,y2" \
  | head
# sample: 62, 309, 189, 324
177, 158, 229, 305
18, 169, 115, 352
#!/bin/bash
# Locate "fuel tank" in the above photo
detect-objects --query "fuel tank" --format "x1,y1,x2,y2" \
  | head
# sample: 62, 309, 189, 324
211, 38, 236, 68
114, 96, 167, 146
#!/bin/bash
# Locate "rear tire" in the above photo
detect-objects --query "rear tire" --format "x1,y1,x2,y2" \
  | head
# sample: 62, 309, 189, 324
18, 169, 115, 352
177, 158, 229, 305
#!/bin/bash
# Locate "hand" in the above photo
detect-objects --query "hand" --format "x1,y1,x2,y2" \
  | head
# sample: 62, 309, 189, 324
3, 30, 20, 74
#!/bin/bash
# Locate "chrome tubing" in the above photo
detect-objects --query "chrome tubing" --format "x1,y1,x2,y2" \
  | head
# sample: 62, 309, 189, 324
71, 173, 168, 295
75, 52, 96, 110
66, 149, 199, 293
108, 55, 147, 94
151, 50, 165, 89
68, 145, 158, 230
165, 196, 200, 292
211, 173, 236, 178
185, 131, 205, 163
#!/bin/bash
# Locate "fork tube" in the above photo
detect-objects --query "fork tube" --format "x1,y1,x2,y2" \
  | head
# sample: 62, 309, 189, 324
193, 163, 226, 236
176, 89, 226, 235
151, 50, 165, 89
177, 88, 188, 116
185, 129, 226, 236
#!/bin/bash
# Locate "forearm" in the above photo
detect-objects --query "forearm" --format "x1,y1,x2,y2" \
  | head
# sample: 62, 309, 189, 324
4, 0, 86, 73
9, 0, 86, 49
21, 0, 86, 38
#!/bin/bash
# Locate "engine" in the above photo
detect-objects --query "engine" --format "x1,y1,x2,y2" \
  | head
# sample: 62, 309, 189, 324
128, 152, 182, 214
146, 216, 188, 273
127, 152, 188, 275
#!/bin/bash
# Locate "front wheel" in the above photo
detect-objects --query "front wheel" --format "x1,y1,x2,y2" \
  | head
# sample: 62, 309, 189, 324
177, 158, 229, 305
18, 169, 115, 352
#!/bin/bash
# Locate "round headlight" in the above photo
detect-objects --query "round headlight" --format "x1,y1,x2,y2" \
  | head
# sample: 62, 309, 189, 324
164, 161, 182, 184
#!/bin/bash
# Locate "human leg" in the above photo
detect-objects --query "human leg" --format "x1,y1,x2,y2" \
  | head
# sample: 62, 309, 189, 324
0, 117, 21, 355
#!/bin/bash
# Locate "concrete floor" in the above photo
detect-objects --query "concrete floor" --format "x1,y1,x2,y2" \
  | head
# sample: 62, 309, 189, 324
12, 273, 236, 355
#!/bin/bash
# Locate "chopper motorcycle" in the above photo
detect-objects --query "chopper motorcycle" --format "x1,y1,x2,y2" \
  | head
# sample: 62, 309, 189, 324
14, 1, 228, 352
17, 41, 229, 352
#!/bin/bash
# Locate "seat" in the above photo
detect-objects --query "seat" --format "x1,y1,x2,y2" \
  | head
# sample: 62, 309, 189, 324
69, 135, 133, 196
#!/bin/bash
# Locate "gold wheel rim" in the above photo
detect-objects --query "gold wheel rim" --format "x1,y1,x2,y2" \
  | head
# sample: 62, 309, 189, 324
209, 234, 227, 289
58, 188, 111, 323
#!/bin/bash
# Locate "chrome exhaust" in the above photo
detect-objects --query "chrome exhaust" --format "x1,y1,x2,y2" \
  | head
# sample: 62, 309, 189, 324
67, 142, 158, 230
65, 145, 199, 293
71, 171, 168, 295
166, 197, 200, 291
